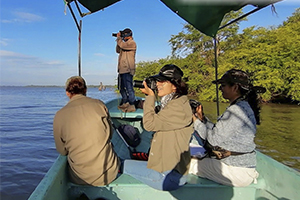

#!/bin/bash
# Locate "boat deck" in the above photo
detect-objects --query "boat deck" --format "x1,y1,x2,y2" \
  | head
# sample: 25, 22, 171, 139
68, 173, 265, 200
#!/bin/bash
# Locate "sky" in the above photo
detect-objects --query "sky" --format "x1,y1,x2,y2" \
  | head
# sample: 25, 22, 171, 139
0, 0, 299, 86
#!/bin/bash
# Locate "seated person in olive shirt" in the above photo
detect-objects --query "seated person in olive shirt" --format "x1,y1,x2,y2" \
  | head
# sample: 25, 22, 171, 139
53, 76, 120, 186
123, 65, 193, 191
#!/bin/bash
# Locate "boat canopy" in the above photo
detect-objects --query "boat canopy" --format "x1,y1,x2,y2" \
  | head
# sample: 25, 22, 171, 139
66, 0, 281, 37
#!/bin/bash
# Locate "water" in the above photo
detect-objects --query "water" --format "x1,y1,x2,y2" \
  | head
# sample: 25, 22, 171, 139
0, 86, 299, 200
0, 86, 118, 200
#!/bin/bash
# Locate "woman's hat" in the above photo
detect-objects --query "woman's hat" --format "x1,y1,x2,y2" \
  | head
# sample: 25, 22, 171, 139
212, 69, 250, 90
150, 64, 183, 81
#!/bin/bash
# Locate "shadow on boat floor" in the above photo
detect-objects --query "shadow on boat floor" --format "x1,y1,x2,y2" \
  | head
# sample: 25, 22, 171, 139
75, 193, 107, 200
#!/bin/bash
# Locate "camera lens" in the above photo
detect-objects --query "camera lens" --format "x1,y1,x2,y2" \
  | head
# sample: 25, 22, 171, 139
133, 80, 144, 88
112, 33, 118, 37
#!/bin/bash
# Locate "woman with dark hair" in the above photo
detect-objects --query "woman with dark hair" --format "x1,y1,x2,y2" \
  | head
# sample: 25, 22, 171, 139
123, 64, 193, 191
189, 69, 264, 187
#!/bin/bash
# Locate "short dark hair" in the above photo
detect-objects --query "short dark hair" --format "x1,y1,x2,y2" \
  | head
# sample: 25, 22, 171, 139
171, 78, 188, 96
65, 76, 87, 96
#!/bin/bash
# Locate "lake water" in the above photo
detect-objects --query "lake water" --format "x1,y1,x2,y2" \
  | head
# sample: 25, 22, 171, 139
0, 86, 299, 200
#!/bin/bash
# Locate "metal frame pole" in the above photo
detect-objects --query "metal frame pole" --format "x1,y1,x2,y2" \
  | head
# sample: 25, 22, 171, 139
66, 1, 82, 76
78, 20, 82, 76
213, 36, 220, 116
67, 2, 81, 32
218, 6, 267, 31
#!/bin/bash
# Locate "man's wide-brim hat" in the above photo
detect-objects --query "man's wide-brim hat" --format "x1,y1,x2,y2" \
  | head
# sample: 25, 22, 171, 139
150, 64, 183, 81
212, 69, 250, 90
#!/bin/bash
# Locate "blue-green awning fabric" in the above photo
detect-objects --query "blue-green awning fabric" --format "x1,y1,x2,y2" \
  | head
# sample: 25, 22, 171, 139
68, 0, 281, 37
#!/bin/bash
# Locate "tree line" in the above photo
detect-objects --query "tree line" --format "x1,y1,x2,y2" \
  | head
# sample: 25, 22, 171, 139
134, 8, 300, 104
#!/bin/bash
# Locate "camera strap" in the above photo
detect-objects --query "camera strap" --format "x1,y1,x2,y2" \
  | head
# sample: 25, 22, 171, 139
204, 142, 254, 160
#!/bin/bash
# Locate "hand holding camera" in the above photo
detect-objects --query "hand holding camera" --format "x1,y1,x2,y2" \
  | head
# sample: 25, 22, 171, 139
140, 81, 155, 96
189, 99, 205, 122
133, 77, 157, 91
112, 31, 121, 37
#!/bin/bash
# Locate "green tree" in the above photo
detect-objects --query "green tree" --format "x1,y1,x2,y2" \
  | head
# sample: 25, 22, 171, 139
168, 10, 246, 101
134, 8, 300, 103
220, 8, 300, 102
169, 10, 245, 60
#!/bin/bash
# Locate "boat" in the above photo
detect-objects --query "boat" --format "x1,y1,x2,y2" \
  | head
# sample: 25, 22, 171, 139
28, 0, 300, 199
28, 98, 300, 200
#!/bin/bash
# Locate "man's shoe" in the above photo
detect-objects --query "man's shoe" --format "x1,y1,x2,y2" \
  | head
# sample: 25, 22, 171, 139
118, 102, 129, 109
125, 104, 136, 112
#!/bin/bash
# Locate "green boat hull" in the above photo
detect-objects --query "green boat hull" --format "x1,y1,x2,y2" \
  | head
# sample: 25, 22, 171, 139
29, 98, 300, 200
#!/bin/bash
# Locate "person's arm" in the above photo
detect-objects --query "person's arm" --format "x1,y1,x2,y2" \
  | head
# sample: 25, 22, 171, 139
204, 105, 246, 147
116, 42, 120, 53
116, 37, 136, 51
193, 118, 209, 140
193, 104, 211, 140
104, 105, 114, 140
53, 113, 68, 155
143, 96, 192, 132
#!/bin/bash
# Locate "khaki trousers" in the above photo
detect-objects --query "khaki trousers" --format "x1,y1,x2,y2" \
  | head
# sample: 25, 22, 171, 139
189, 158, 259, 187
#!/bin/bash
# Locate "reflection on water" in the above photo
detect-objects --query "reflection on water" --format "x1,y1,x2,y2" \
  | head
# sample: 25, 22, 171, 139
255, 104, 300, 171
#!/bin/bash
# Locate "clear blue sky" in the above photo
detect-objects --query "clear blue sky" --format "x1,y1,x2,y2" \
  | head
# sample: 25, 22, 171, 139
0, 0, 299, 86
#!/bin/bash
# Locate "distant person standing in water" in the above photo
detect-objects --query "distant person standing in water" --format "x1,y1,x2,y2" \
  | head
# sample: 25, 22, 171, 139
115, 28, 137, 112
53, 76, 120, 186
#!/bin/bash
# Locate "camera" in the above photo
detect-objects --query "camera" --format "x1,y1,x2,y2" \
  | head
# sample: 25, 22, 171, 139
112, 32, 120, 37
112, 30, 125, 37
133, 77, 157, 91
189, 99, 202, 114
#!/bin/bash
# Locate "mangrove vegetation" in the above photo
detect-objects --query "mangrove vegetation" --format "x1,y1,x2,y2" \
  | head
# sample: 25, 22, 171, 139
134, 8, 300, 104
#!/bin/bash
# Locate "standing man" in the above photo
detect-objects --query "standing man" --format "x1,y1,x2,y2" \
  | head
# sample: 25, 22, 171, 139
53, 76, 120, 186
116, 28, 137, 112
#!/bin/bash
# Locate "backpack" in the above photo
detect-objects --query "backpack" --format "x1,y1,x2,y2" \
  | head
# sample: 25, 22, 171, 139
117, 124, 141, 148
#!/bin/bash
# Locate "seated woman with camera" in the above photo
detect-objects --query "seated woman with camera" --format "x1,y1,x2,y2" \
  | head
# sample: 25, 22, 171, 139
189, 69, 265, 187
122, 64, 193, 191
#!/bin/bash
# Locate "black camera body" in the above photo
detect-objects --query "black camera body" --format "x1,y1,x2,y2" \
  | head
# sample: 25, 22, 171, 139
189, 99, 202, 114
133, 77, 157, 91
112, 30, 125, 37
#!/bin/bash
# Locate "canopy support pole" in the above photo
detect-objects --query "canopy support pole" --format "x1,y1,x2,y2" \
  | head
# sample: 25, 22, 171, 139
213, 36, 220, 116
218, 6, 266, 30
74, 0, 84, 17
67, 2, 81, 32
67, 1, 82, 76
78, 20, 82, 76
